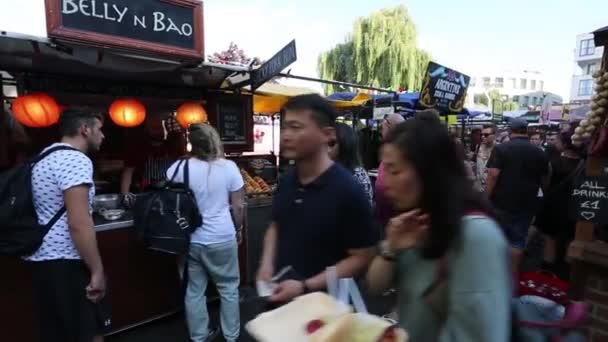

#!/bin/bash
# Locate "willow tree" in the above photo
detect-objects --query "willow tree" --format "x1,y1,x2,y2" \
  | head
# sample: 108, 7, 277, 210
318, 6, 430, 94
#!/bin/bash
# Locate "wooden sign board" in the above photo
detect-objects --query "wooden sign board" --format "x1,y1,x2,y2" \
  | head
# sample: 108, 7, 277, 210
570, 175, 608, 225
45, 0, 204, 59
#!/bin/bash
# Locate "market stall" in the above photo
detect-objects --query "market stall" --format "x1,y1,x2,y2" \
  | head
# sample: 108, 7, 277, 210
565, 25, 608, 341
0, 1, 295, 340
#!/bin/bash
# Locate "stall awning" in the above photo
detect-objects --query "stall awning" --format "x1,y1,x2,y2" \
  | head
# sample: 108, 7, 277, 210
252, 84, 374, 114
253, 83, 319, 114
331, 93, 373, 108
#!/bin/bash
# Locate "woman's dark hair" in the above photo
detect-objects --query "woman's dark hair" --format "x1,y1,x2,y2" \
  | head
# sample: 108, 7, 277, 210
385, 110, 499, 259
333, 122, 362, 172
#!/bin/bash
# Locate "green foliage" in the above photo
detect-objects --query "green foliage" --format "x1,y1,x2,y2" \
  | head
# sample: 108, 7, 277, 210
317, 6, 430, 94
474, 94, 489, 107
488, 89, 501, 101
504, 102, 519, 111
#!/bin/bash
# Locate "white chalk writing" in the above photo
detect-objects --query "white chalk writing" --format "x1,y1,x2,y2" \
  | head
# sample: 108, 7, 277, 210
572, 189, 608, 199
153, 12, 193, 36
62, 0, 193, 37
62, 0, 128, 23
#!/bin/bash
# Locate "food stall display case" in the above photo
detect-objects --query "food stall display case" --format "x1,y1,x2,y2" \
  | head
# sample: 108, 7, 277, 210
0, 2, 297, 338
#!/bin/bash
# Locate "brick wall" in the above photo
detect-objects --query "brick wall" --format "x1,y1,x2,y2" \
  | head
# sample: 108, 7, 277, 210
585, 266, 608, 341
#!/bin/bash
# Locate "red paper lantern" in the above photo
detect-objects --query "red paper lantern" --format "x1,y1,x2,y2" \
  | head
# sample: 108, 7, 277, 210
12, 93, 61, 128
176, 102, 208, 128
109, 99, 146, 127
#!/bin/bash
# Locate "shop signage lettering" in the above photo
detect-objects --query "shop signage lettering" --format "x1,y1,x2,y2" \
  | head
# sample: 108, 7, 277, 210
418, 62, 470, 114
570, 175, 608, 224
251, 40, 297, 90
46, 0, 204, 59
61, 0, 193, 37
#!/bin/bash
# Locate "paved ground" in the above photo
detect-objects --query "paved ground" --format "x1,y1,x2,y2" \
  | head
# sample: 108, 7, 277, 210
107, 286, 394, 342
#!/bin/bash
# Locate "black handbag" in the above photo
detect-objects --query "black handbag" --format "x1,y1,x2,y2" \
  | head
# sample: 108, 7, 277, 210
133, 159, 202, 255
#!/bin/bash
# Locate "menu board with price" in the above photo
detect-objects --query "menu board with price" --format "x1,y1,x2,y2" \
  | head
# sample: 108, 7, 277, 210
207, 94, 253, 152
570, 175, 608, 225
218, 102, 246, 144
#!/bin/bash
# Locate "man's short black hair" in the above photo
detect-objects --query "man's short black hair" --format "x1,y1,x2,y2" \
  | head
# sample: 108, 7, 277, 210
282, 94, 336, 128
58, 107, 103, 137
482, 124, 496, 133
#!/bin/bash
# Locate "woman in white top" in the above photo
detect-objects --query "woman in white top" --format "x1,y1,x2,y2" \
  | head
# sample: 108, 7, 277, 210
166, 123, 245, 342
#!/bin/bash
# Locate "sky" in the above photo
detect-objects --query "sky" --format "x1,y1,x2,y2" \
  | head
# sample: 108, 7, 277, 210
1, 0, 606, 100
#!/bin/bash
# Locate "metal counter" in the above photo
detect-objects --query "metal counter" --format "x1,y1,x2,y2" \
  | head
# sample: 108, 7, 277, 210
94, 211, 134, 232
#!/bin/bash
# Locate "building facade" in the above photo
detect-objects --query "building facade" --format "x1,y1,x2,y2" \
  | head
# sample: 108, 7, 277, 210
570, 32, 604, 103
466, 69, 562, 109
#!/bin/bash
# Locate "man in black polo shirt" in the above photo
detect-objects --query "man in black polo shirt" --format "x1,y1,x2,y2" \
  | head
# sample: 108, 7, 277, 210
486, 118, 550, 275
257, 94, 376, 303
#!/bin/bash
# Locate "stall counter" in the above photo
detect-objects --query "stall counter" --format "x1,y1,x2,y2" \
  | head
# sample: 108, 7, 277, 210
0, 216, 182, 342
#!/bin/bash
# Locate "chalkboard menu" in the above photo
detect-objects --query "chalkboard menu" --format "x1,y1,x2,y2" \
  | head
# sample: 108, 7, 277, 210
206, 94, 253, 152
45, 0, 204, 59
570, 175, 608, 225
418, 62, 470, 114
218, 101, 246, 144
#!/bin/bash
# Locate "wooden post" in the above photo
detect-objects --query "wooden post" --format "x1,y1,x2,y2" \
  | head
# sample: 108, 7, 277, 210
568, 44, 608, 299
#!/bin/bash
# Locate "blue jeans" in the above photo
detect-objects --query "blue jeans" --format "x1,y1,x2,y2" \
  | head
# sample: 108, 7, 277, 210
503, 212, 534, 249
185, 240, 240, 342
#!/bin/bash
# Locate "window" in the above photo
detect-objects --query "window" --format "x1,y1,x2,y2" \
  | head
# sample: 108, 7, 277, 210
520, 79, 527, 90
585, 63, 599, 75
530, 80, 537, 91
532, 97, 538, 106
578, 79, 593, 96
522, 96, 529, 106
470, 77, 477, 87
509, 78, 516, 89
580, 39, 595, 56
482, 77, 491, 87
539, 81, 544, 91
512, 95, 520, 103
495, 77, 504, 88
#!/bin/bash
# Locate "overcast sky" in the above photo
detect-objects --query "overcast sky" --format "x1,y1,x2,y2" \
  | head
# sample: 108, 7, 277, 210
1, 0, 606, 100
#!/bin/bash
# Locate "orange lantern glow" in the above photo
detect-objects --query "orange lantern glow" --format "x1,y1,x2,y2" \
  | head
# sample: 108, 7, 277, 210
176, 102, 208, 128
109, 99, 146, 127
12, 93, 61, 128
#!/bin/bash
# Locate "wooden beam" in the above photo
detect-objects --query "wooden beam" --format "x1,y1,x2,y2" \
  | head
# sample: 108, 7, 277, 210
567, 38, 608, 300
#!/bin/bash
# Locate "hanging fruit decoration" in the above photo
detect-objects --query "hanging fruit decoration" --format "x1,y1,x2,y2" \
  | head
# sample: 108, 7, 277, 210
11, 93, 61, 128
109, 99, 146, 127
572, 70, 608, 147
176, 102, 208, 128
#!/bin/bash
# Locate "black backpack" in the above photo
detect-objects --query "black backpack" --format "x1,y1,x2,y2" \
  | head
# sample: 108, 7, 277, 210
0, 146, 79, 257
133, 158, 202, 255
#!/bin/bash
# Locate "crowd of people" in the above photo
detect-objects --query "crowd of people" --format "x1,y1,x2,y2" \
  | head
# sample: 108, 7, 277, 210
21, 94, 586, 342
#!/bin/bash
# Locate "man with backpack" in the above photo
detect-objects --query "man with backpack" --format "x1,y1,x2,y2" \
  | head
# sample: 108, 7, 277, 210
26, 108, 108, 342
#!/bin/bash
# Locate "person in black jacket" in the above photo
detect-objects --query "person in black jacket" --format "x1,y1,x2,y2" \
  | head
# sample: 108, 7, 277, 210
536, 126, 583, 279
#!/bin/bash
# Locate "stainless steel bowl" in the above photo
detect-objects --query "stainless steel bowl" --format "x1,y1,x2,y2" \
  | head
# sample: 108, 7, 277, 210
93, 194, 122, 212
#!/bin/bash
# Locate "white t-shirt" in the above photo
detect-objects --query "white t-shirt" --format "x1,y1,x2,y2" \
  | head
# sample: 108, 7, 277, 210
26, 143, 95, 261
166, 158, 244, 245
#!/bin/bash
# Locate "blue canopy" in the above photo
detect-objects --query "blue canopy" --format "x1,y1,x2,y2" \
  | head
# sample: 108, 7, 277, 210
327, 91, 487, 118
